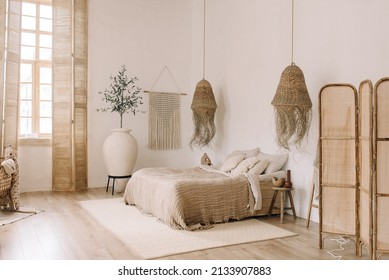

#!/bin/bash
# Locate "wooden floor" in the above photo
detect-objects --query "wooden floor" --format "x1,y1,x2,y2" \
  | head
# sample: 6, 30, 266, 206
0, 188, 377, 260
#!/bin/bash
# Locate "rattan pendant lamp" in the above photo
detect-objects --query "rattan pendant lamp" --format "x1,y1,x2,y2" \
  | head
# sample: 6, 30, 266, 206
272, 0, 312, 150
190, 0, 217, 148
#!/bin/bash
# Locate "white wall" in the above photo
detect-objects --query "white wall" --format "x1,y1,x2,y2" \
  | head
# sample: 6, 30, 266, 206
18, 144, 52, 192
189, 0, 315, 218
20, 0, 389, 223
88, 0, 195, 189
188, 0, 389, 222
289, 0, 389, 220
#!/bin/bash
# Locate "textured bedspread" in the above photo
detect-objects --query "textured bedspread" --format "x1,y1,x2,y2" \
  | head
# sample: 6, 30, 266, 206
123, 166, 262, 230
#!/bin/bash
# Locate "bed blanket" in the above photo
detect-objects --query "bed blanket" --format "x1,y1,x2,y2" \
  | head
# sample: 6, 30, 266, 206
123, 166, 262, 230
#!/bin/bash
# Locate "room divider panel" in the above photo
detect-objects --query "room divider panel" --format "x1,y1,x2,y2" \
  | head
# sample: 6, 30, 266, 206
319, 84, 359, 250
358, 80, 374, 259
319, 79, 389, 259
373, 77, 389, 259
319, 84, 359, 252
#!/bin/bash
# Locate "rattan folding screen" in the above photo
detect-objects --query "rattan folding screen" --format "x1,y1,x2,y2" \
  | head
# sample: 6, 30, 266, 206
358, 80, 374, 259
319, 79, 389, 259
319, 84, 359, 253
374, 78, 389, 259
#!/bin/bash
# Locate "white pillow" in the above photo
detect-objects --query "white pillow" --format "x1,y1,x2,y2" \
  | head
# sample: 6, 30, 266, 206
231, 156, 260, 175
224, 147, 260, 160
247, 159, 269, 175
257, 152, 288, 174
219, 154, 246, 172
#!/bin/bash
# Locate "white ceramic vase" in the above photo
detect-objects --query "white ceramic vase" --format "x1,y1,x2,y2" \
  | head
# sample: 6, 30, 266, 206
103, 128, 138, 192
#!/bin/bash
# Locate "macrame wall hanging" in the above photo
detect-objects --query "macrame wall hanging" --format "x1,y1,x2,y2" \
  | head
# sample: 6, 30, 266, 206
190, 0, 217, 148
272, 0, 312, 150
145, 66, 186, 150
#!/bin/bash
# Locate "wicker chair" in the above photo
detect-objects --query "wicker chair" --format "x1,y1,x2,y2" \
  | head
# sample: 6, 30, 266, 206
0, 157, 15, 211
0, 148, 20, 211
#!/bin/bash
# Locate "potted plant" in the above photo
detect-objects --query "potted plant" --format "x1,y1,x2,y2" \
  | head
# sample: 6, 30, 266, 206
97, 65, 144, 193
97, 65, 143, 128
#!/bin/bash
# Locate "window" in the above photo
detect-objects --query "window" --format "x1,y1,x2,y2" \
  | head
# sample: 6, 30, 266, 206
19, 0, 52, 137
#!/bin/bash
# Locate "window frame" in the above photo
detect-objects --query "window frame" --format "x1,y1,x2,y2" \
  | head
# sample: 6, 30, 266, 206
19, 0, 53, 139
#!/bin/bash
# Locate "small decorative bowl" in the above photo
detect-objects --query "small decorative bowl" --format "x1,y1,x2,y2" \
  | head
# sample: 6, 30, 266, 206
272, 177, 285, 187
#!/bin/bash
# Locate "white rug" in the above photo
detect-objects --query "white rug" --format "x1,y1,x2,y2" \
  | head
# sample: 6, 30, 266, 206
0, 207, 43, 226
79, 198, 297, 259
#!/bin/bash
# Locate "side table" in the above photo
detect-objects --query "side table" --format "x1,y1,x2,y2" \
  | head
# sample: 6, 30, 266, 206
106, 175, 131, 195
268, 186, 297, 223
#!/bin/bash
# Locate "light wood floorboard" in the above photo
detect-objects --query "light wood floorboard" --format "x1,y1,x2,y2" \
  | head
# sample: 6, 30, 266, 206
0, 188, 380, 260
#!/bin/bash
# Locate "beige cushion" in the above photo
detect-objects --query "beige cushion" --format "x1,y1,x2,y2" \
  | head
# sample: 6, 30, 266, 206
257, 152, 288, 174
224, 147, 260, 160
219, 154, 246, 172
231, 156, 260, 175
248, 159, 269, 175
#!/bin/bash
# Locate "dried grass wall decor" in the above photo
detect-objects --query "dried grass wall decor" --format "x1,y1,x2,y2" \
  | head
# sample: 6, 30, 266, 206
190, 79, 217, 148
272, 63, 312, 150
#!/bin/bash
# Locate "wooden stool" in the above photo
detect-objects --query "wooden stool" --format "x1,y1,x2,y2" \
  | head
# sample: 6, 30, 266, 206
268, 187, 297, 223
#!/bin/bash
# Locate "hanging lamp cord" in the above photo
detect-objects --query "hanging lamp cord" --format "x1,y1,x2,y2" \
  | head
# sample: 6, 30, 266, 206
291, 0, 295, 65
203, 0, 206, 79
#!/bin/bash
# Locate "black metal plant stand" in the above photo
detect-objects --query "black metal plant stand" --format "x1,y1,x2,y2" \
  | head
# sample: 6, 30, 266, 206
106, 175, 132, 195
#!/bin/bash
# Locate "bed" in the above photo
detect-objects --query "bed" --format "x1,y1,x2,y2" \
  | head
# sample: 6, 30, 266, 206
123, 149, 288, 230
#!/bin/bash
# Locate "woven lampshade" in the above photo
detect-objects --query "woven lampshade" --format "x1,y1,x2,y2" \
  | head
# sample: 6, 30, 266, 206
272, 63, 312, 150
190, 79, 217, 147
191, 79, 217, 110
272, 63, 312, 107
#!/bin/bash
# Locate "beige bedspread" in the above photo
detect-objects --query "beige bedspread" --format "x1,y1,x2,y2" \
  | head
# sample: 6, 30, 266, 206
123, 166, 261, 230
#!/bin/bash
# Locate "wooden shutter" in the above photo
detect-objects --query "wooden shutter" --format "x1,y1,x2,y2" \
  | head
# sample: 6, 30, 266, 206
73, 0, 87, 190
52, 0, 73, 191
0, 0, 6, 152
1, 0, 21, 154
52, 0, 87, 191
